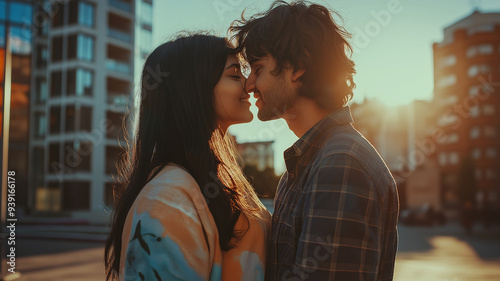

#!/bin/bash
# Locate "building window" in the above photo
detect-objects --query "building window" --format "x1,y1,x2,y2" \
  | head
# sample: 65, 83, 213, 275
439, 152, 447, 166
36, 46, 48, 68
469, 85, 479, 96
9, 2, 32, 24
69, 1, 94, 27
140, 28, 153, 54
0, 1, 5, 21
34, 112, 47, 138
486, 168, 496, 180
65, 105, 76, 133
141, 1, 153, 26
486, 148, 497, 159
483, 104, 495, 116
467, 44, 494, 58
438, 54, 456, 68
471, 148, 481, 160
51, 36, 63, 62
67, 69, 93, 96
78, 34, 94, 61
449, 152, 459, 165
62, 181, 90, 211
484, 126, 496, 138
468, 64, 491, 78
63, 140, 92, 172
50, 71, 62, 97
36, 78, 48, 104
10, 26, 31, 54
106, 146, 124, 174
79, 1, 94, 27
52, 2, 64, 27
68, 34, 94, 61
475, 169, 481, 180
0, 24, 4, 47
470, 105, 480, 118
65, 105, 92, 133
470, 126, 480, 139
437, 74, 456, 89
446, 133, 459, 144
467, 24, 495, 35
48, 142, 61, 174
49, 106, 61, 134
32, 146, 45, 183
81, 106, 92, 132
107, 111, 125, 139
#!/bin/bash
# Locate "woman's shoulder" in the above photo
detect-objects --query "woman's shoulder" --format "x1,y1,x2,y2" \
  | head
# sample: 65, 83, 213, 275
133, 164, 208, 216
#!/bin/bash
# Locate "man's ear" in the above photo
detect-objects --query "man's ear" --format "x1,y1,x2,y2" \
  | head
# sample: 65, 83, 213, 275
291, 69, 306, 82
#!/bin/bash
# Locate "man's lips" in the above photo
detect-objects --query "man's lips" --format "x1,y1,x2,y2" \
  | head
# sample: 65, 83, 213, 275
240, 94, 251, 102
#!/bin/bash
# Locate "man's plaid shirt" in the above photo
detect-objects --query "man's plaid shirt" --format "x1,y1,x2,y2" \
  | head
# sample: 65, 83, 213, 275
265, 106, 399, 281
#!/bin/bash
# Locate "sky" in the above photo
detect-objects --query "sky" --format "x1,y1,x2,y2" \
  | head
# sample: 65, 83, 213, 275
150, 0, 500, 173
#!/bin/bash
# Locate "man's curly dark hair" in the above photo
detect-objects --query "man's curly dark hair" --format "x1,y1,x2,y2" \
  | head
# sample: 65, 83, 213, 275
229, 1, 356, 110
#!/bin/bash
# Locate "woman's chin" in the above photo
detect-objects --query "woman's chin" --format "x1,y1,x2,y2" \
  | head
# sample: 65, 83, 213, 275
229, 113, 254, 126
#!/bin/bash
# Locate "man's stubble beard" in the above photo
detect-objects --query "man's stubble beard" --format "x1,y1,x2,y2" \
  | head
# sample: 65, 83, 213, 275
257, 77, 298, 122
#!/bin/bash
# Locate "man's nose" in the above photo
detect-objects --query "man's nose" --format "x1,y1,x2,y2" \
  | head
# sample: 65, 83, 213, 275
245, 74, 255, 94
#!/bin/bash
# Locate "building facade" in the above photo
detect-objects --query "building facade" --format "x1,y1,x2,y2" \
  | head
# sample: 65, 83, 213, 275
1, 0, 33, 217
23, 0, 152, 222
432, 10, 500, 209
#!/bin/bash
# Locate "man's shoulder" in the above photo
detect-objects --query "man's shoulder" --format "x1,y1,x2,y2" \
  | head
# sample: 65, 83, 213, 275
315, 125, 396, 189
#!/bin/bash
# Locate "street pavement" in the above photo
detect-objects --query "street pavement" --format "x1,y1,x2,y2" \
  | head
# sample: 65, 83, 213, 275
5, 222, 500, 280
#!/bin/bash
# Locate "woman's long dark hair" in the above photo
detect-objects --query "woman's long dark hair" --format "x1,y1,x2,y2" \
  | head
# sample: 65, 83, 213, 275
104, 33, 265, 281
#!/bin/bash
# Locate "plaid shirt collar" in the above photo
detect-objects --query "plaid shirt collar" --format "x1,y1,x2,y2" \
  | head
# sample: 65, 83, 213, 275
286, 106, 354, 158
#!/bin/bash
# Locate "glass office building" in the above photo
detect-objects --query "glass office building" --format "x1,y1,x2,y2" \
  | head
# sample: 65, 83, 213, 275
13, 0, 154, 222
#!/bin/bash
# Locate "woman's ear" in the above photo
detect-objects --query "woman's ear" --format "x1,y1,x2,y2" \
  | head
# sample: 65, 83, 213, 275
291, 69, 306, 82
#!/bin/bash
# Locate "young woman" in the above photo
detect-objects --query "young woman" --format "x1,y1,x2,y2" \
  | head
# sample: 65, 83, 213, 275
104, 34, 271, 281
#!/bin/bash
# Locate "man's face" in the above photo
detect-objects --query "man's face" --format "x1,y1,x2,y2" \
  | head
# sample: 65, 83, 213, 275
245, 55, 298, 121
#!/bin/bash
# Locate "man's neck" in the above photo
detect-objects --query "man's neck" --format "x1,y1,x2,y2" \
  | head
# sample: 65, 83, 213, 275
283, 97, 330, 138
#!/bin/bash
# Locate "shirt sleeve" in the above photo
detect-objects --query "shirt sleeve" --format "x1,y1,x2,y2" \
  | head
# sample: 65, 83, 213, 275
293, 153, 383, 280
121, 187, 220, 281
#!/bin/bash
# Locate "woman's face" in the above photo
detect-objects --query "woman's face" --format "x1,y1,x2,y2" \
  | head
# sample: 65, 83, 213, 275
214, 55, 253, 130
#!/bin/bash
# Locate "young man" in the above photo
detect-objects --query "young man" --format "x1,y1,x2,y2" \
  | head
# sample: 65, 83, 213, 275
230, 1, 399, 280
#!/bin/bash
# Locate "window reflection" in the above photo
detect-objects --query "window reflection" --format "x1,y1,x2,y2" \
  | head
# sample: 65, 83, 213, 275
141, 1, 153, 26
34, 112, 47, 138
68, 34, 94, 61
50, 70, 62, 97
79, 1, 94, 27
8, 2, 32, 24
0, 0, 6, 21
67, 68, 93, 96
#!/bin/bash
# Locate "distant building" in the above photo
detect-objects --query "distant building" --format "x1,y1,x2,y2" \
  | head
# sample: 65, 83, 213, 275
351, 99, 439, 210
404, 157, 442, 211
351, 99, 434, 172
432, 10, 500, 209
236, 141, 274, 172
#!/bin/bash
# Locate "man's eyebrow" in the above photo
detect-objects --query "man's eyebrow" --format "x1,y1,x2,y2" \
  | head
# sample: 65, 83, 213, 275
225, 63, 240, 70
250, 58, 263, 65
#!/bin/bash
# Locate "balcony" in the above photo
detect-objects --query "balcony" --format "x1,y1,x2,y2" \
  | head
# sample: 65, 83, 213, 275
109, 0, 132, 12
107, 45, 131, 74
106, 59, 131, 74
107, 92, 130, 108
108, 12, 132, 43
108, 28, 132, 43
